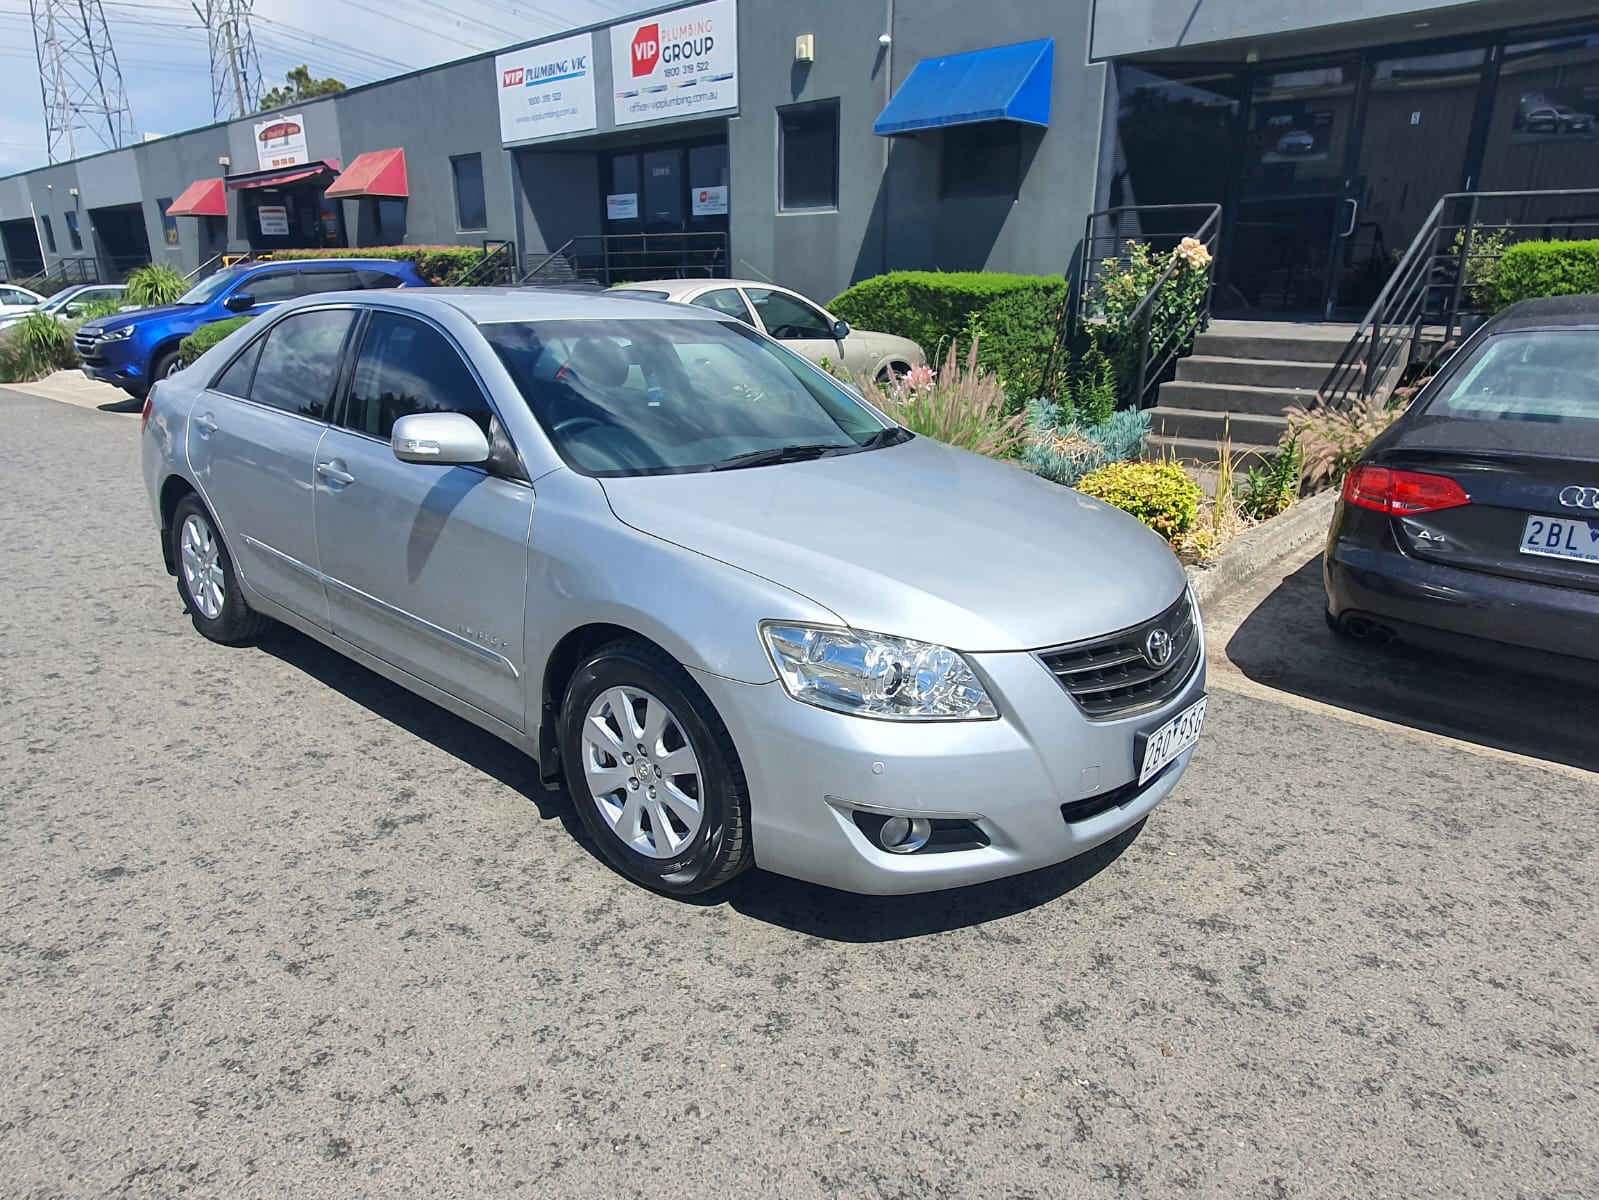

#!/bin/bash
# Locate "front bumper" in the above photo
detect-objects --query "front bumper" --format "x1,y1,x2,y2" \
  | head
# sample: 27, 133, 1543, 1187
694, 641, 1206, 895
80, 357, 144, 388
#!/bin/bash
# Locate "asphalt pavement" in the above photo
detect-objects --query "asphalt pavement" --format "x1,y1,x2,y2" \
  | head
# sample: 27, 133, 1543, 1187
2, 387, 1596, 1199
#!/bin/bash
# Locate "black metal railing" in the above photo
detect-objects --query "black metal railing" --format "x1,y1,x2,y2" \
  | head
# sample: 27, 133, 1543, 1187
1076, 204, 1222, 408
520, 232, 729, 288
1319, 187, 1599, 408
456, 239, 517, 287
17, 256, 102, 294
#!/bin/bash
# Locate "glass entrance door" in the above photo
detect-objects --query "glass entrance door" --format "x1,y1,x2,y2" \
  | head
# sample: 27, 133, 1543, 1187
1332, 48, 1487, 312
1228, 59, 1361, 315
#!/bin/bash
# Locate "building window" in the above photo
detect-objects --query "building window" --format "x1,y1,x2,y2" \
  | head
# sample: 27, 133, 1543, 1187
65, 210, 82, 251
375, 198, 407, 243
452, 154, 488, 231
779, 102, 839, 210
158, 197, 180, 246
941, 123, 1022, 199
40, 215, 57, 253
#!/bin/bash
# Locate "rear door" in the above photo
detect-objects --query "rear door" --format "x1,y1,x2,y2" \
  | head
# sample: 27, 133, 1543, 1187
1379, 328, 1599, 594
313, 309, 533, 730
185, 307, 358, 626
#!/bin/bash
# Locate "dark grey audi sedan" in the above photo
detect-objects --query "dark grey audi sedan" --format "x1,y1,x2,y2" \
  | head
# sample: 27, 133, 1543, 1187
1325, 296, 1599, 669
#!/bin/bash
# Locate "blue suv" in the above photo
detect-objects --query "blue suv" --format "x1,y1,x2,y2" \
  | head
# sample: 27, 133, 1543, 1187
75, 258, 429, 397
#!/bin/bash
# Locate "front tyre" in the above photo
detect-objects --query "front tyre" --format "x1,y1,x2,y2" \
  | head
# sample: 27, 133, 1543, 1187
559, 639, 752, 895
170, 495, 272, 644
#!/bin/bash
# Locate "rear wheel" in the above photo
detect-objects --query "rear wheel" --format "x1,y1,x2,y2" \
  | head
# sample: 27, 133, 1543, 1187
169, 495, 272, 644
559, 638, 752, 895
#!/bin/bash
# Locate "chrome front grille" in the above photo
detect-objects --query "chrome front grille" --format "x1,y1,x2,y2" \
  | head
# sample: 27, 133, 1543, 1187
1038, 590, 1199, 719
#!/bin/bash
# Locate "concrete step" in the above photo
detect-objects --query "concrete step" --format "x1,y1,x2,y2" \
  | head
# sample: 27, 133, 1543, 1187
1192, 324, 1353, 364
1176, 355, 1332, 391
1155, 380, 1318, 415
1147, 434, 1276, 467
1147, 406, 1288, 447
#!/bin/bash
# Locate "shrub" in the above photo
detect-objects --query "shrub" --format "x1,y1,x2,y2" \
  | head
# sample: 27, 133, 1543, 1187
830, 271, 1068, 405
1240, 436, 1304, 521
1075, 460, 1202, 541
73, 297, 128, 322
0, 311, 78, 382
1085, 238, 1212, 405
860, 337, 1026, 458
1285, 398, 1405, 491
179, 316, 254, 365
1020, 402, 1148, 487
125, 262, 188, 307
1451, 224, 1515, 310
1493, 239, 1599, 311
264, 245, 493, 286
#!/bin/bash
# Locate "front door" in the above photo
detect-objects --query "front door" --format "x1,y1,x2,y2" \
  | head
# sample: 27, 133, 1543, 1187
186, 308, 357, 627
1227, 58, 1361, 315
313, 310, 533, 731
1331, 47, 1488, 315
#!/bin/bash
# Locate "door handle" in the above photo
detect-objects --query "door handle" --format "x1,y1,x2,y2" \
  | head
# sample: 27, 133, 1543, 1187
193, 413, 218, 435
1341, 197, 1359, 238
316, 461, 355, 486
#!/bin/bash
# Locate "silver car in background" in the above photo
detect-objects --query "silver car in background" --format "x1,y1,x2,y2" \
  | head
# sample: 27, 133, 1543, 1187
141, 289, 1205, 896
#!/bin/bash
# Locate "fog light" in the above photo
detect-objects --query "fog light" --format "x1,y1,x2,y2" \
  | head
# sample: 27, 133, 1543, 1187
878, 815, 932, 854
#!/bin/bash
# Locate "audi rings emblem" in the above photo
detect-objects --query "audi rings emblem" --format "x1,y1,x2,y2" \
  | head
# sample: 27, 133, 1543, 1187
1144, 627, 1174, 668
1558, 485, 1599, 510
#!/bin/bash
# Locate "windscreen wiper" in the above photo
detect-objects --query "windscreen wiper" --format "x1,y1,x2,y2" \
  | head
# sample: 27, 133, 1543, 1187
709, 443, 852, 471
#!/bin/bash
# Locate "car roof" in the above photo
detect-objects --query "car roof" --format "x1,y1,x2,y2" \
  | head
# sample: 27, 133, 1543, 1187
246, 258, 415, 272
1487, 294, 1599, 333
302, 287, 726, 324
614, 279, 788, 297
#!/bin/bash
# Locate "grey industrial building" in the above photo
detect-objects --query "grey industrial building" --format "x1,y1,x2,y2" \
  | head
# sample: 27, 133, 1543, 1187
3, 0, 1598, 318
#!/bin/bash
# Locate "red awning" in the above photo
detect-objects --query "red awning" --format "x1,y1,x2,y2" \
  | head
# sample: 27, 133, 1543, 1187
226, 160, 342, 190
166, 177, 227, 217
324, 148, 408, 199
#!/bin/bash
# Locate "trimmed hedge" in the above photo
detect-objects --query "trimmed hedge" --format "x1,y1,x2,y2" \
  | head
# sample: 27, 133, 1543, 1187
829, 271, 1067, 405
179, 316, 253, 366
1494, 239, 1599, 311
263, 245, 492, 286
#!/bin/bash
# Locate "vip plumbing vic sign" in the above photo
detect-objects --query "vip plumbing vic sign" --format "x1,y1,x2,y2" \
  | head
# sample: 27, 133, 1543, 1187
610, 0, 738, 127
496, 32, 597, 143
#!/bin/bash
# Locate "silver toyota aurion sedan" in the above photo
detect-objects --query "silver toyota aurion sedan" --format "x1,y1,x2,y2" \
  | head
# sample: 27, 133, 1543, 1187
141, 289, 1206, 896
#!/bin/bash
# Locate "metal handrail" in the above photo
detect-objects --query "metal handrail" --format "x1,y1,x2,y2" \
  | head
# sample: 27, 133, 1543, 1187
16, 256, 102, 294
1320, 187, 1599, 408
520, 231, 729, 288
1078, 203, 1222, 408
456, 239, 517, 287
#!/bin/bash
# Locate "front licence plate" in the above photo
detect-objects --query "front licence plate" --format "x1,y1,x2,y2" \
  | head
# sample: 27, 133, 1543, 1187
1138, 697, 1207, 787
1519, 515, 1599, 565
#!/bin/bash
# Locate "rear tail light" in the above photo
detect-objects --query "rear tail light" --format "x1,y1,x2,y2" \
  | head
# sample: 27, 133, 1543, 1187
140, 394, 153, 433
1343, 465, 1470, 515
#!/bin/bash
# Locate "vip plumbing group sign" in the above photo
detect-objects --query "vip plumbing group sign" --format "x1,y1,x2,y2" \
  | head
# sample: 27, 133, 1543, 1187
496, 32, 598, 144
610, 0, 738, 127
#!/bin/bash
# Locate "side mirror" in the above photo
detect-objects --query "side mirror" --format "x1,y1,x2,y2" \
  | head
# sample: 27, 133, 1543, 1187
223, 292, 255, 312
391, 411, 491, 466
832, 319, 851, 341
63, 303, 82, 317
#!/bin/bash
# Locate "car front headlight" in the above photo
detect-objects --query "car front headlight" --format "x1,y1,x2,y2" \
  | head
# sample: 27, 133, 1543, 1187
98, 325, 137, 341
761, 623, 997, 720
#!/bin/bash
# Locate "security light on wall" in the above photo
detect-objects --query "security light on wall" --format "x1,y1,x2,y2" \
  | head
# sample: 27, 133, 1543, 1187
68, 187, 77, 197
878, 33, 892, 47
795, 34, 814, 63
218, 156, 231, 167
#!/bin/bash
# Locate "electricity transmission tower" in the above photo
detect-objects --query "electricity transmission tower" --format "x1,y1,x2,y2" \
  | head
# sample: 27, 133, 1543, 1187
29, 0, 138, 163
194, 0, 263, 120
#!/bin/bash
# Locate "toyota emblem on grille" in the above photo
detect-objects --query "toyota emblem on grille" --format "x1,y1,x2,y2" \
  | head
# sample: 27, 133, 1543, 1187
1144, 627, 1174, 668
1559, 485, 1599, 510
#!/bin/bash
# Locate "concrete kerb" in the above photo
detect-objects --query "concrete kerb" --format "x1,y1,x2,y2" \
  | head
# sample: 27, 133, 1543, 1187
1185, 488, 1339, 608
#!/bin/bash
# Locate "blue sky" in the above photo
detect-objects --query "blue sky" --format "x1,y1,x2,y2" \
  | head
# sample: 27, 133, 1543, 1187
0, 0, 640, 175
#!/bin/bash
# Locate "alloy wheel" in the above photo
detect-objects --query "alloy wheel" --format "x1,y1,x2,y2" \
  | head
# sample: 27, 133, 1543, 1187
179, 513, 225, 619
580, 686, 704, 859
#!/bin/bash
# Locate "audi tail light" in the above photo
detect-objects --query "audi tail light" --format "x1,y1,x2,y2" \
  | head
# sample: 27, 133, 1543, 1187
1343, 466, 1470, 516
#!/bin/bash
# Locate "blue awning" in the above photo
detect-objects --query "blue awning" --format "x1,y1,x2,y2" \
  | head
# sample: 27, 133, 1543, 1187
873, 39, 1053, 137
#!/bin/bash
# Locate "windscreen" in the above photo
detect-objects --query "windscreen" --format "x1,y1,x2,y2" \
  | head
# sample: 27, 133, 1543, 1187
480, 317, 894, 476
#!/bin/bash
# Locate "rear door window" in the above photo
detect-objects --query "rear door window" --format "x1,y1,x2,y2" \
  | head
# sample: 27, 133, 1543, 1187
240, 272, 300, 304
245, 309, 357, 420
213, 337, 265, 398
355, 269, 407, 289
298, 269, 363, 295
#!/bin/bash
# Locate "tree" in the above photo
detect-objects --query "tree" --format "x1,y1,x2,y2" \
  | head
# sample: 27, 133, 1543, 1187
258, 66, 346, 112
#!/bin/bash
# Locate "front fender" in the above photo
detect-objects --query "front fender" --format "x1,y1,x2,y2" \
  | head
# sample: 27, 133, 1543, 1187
524, 470, 843, 686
